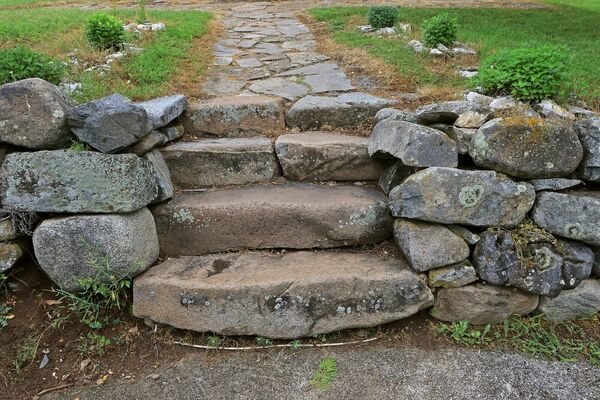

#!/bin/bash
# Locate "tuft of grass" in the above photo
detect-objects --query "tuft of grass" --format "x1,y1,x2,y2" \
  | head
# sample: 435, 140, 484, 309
207, 335, 220, 348
77, 332, 113, 356
310, 357, 338, 391
255, 337, 273, 346
68, 140, 88, 152
13, 335, 38, 374
0, 302, 12, 331
437, 320, 491, 346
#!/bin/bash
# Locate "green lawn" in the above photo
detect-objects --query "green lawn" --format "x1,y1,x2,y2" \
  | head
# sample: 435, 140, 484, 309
0, 8, 212, 101
310, 0, 600, 107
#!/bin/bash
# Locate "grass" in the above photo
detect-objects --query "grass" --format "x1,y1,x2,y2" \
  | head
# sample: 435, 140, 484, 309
310, 357, 338, 391
309, 1, 600, 107
0, 7, 213, 101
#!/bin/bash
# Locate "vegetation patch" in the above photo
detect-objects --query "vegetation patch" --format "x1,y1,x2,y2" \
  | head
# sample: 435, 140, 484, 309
367, 5, 398, 29
310, 357, 338, 391
421, 13, 458, 48
0, 45, 65, 84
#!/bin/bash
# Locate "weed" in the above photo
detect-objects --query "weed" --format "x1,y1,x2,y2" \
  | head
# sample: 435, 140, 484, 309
13, 336, 38, 374
255, 337, 273, 346
136, 0, 147, 24
77, 332, 113, 356
207, 335, 220, 348
68, 140, 89, 152
0, 45, 65, 85
310, 357, 338, 391
437, 320, 491, 346
290, 339, 301, 349
0, 303, 12, 331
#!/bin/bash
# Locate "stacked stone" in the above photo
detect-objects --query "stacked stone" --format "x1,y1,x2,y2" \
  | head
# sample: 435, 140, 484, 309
369, 94, 600, 324
0, 78, 185, 291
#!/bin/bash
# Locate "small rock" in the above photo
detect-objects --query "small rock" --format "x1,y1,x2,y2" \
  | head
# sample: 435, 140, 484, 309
459, 69, 479, 79
536, 100, 575, 121
568, 106, 597, 118
454, 110, 489, 128
430, 48, 444, 56
538, 279, 600, 321
437, 44, 449, 52
489, 96, 517, 112
0, 242, 23, 273
151, 22, 166, 31
527, 178, 582, 192
136, 95, 187, 130
378, 161, 417, 195
464, 92, 494, 107
159, 125, 184, 142
38, 354, 49, 369
560, 240, 593, 290
358, 25, 373, 33
472, 231, 520, 286
447, 225, 480, 245
151, 373, 160, 381
0, 217, 17, 242
375, 27, 396, 35
433, 125, 476, 155
130, 130, 167, 156
144, 149, 174, 204
452, 47, 477, 55
573, 117, 600, 182
408, 40, 426, 53
374, 108, 416, 124
415, 101, 491, 125
428, 261, 478, 288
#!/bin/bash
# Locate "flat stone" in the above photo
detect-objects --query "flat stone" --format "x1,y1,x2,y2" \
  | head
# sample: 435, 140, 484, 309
454, 110, 490, 128
136, 95, 187, 129
464, 92, 494, 107
0, 151, 158, 213
536, 100, 575, 121
304, 72, 354, 94
538, 279, 600, 321
0, 78, 73, 149
214, 56, 233, 66
33, 208, 159, 291
287, 52, 329, 65
432, 284, 539, 325
159, 125, 184, 142
447, 225, 480, 245
528, 178, 582, 191
568, 106, 597, 118
275, 132, 384, 181
237, 39, 258, 48
130, 130, 167, 155
184, 96, 284, 137
253, 42, 283, 55
213, 44, 243, 56
489, 96, 517, 112
152, 184, 392, 255
472, 231, 520, 286
278, 62, 340, 77
469, 118, 583, 179
374, 108, 416, 124
265, 59, 294, 73
133, 251, 433, 338
202, 77, 247, 97
281, 40, 315, 51
389, 167, 535, 227
248, 77, 308, 100
144, 149, 174, 204
368, 120, 458, 168
415, 101, 491, 125
0, 242, 23, 273
393, 219, 469, 272
378, 162, 418, 195
160, 138, 280, 188
573, 118, 600, 182
237, 58, 263, 68
428, 261, 478, 288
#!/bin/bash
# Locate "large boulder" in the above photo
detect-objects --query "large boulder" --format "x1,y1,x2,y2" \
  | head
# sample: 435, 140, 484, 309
537, 279, 600, 321
33, 208, 159, 291
0, 78, 72, 149
531, 191, 600, 246
469, 118, 583, 179
368, 120, 457, 168
432, 284, 539, 325
415, 101, 491, 125
573, 118, 600, 182
0, 151, 158, 213
472, 231, 520, 286
66, 94, 152, 153
389, 167, 535, 227
393, 219, 469, 272
136, 95, 187, 129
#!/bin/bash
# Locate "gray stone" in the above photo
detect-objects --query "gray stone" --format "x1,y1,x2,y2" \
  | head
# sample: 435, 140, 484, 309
152, 184, 392, 256
281, 40, 316, 52
472, 231, 520, 286
528, 178, 582, 191
287, 52, 329, 65
237, 58, 262, 68
532, 191, 600, 246
136, 95, 187, 129
428, 261, 478, 288
278, 62, 340, 77
432, 125, 476, 155
470, 118, 583, 179
373, 108, 416, 124
159, 125, 184, 142
394, 219, 469, 272
248, 77, 308, 100
378, 162, 418, 195
0, 151, 158, 213
536, 100, 575, 121
432, 284, 539, 325
144, 149, 174, 204
133, 251, 433, 339
303, 72, 354, 94
33, 208, 159, 291
286, 93, 397, 130
160, 138, 280, 188
447, 225, 480, 245
508, 242, 564, 297
202, 77, 247, 97
560, 240, 593, 290
454, 111, 490, 128
538, 279, 600, 321
0, 78, 72, 149
389, 167, 535, 227
464, 92, 494, 107
67, 94, 152, 153
275, 132, 383, 181
368, 120, 457, 167
593, 248, 600, 278
568, 106, 597, 118
573, 117, 600, 182
415, 101, 491, 125
130, 130, 167, 155
489, 96, 517, 112
0, 242, 23, 273
0, 217, 17, 241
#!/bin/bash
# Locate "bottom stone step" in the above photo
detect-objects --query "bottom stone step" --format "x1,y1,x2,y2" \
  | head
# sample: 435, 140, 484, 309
133, 251, 433, 339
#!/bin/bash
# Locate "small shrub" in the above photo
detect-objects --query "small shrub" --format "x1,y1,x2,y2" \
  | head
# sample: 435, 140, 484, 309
310, 357, 338, 391
0, 46, 65, 85
422, 13, 458, 47
367, 5, 399, 29
478, 45, 569, 102
136, 0, 147, 24
86, 13, 126, 50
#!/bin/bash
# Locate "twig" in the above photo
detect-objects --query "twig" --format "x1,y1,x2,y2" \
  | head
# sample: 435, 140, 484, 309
174, 337, 379, 351
35, 383, 73, 397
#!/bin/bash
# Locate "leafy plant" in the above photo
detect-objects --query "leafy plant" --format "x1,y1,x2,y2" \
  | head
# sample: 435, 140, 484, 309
85, 13, 126, 50
69, 140, 89, 152
290, 340, 301, 349
207, 335, 220, 348
78, 332, 113, 356
0, 303, 12, 331
310, 357, 338, 391
367, 5, 399, 29
255, 337, 273, 346
437, 320, 492, 346
422, 13, 458, 47
137, 0, 148, 24
13, 336, 38, 374
478, 45, 569, 101
0, 45, 65, 85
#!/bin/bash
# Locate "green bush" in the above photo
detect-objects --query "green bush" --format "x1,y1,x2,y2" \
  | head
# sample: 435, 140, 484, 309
478, 45, 569, 101
0, 46, 65, 85
85, 13, 125, 50
422, 13, 458, 47
367, 5, 399, 29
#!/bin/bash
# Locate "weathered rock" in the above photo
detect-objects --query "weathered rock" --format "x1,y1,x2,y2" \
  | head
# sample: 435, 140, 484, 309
389, 167, 535, 227
527, 178, 582, 192
130, 130, 168, 155
378, 162, 417, 195
183, 96, 285, 137
560, 240, 593, 290
0, 242, 23, 272
133, 251, 433, 338
161, 138, 280, 188
144, 149, 174, 204
432, 284, 539, 325
286, 93, 397, 130
447, 225, 480, 245
368, 120, 457, 167
394, 219, 469, 272
33, 208, 159, 291
159, 125, 185, 142
508, 242, 564, 297
152, 184, 392, 255
415, 101, 491, 125
593, 248, 600, 278
0, 78, 72, 149
374, 108, 416, 124
489, 96, 517, 112
469, 118, 583, 179
536, 100, 575, 121
275, 132, 383, 181
434, 125, 476, 155
0, 151, 158, 213
532, 191, 600, 246
248, 77, 308, 100
454, 111, 490, 128
136, 95, 187, 129
568, 106, 597, 118
428, 261, 478, 288
573, 117, 600, 182
538, 279, 600, 321
472, 231, 520, 285
464, 92, 494, 107
0, 217, 17, 241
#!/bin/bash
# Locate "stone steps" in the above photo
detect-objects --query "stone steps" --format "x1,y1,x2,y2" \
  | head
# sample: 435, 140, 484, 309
151, 183, 392, 256
133, 250, 433, 338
